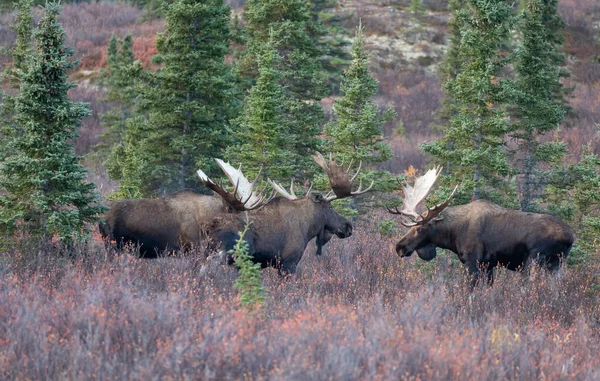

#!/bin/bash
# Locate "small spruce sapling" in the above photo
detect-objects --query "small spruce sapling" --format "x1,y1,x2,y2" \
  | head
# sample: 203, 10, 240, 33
230, 219, 266, 309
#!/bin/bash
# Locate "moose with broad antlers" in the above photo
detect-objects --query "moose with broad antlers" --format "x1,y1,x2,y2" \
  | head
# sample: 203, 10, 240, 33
387, 166, 575, 288
200, 152, 373, 274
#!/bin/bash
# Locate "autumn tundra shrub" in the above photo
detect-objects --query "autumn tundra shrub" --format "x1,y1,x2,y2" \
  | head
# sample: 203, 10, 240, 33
0, 213, 599, 380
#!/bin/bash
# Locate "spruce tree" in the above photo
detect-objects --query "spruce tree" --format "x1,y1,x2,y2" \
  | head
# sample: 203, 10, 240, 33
435, 0, 463, 126
510, 0, 567, 212
324, 23, 395, 166
421, 0, 515, 205
240, 0, 328, 177
1, 0, 34, 159
409, 0, 424, 17
0, 2, 104, 242
106, 116, 148, 200
232, 222, 266, 310
322, 24, 396, 215
310, 0, 351, 94
97, 34, 138, 159
227, 40, 294, 181
11, 0, 34, 74
544, 146, 600, 264
135, 0, 240, 194
431, 0, 464, 176
569, 149, 600, 263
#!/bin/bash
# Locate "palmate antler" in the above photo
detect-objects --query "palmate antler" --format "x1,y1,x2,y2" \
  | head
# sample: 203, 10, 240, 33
312, 152, 373, 201
386, 166, 458, 227
197, 159, 269, 211
266, 152, 373, 201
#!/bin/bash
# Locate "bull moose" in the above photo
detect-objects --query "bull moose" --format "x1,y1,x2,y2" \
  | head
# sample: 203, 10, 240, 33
201, 152, 373, 274
387, 167, 575, 288
99, 159, 268, 257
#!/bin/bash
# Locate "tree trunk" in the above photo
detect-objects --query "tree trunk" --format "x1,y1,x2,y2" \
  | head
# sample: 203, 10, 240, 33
521, 134, 534, 212
179, 20, 199, 190
473, 119, 482, 200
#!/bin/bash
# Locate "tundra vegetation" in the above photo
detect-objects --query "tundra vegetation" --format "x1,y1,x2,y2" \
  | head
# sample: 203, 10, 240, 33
0, 0, 599, 378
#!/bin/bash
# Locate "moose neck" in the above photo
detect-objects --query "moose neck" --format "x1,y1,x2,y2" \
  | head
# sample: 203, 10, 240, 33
257, 197, 324, 240
426, 208, 460, 254
290, 198, 326, 240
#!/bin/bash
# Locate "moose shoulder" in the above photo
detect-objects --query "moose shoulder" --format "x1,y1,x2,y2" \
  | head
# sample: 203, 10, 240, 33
389, 167, 575, 287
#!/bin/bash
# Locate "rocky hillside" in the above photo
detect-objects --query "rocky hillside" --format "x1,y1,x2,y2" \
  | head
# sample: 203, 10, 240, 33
326, 0, 600, 170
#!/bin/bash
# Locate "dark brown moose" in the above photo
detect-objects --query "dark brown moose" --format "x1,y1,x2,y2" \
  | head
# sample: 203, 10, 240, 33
99, 159, 268, 258
387, 167, 575, 288
202, 152, 373, 274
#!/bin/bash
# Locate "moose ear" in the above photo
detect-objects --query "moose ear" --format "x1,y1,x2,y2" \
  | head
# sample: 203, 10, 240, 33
310, 193, 324, 203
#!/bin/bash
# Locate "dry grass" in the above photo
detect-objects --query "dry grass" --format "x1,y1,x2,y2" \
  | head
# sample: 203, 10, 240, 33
1, 213, 599, 380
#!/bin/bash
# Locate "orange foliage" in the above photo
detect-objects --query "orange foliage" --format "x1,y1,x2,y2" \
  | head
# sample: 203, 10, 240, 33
404, 165, 418, 179
133, 36, 159, 69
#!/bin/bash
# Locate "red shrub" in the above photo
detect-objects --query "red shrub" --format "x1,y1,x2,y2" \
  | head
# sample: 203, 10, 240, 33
133, 35, 159, 69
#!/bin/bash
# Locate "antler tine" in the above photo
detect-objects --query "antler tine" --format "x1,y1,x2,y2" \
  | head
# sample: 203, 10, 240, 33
289, 179, 297, 199
313, 152, 330, 173
350, 161, 361, 182
232, 178, 240, 201
324, 190, 336, 202
398, 218, 419, 227
305, 182, 314, 196
206, 159, 270, 211
347, 159, 355, 174
242, 179, 275, 210
251, 166, 263, 187
215, 159, 264, 210
351, 178, 374, 196
240, 189, 253, 205
385, 205, 403, 215
268, 178, 299, 201
397, 165, 443, 219
197, 167, 246, 211
385, 205, 420, 227
419, 184, 458, 222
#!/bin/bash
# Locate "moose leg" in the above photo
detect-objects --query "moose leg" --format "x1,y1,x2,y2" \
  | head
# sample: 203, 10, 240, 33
485, 265, 495, 286
316, 230, 334, 256
466, 261, 480, 290
279, 256, 301, 276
